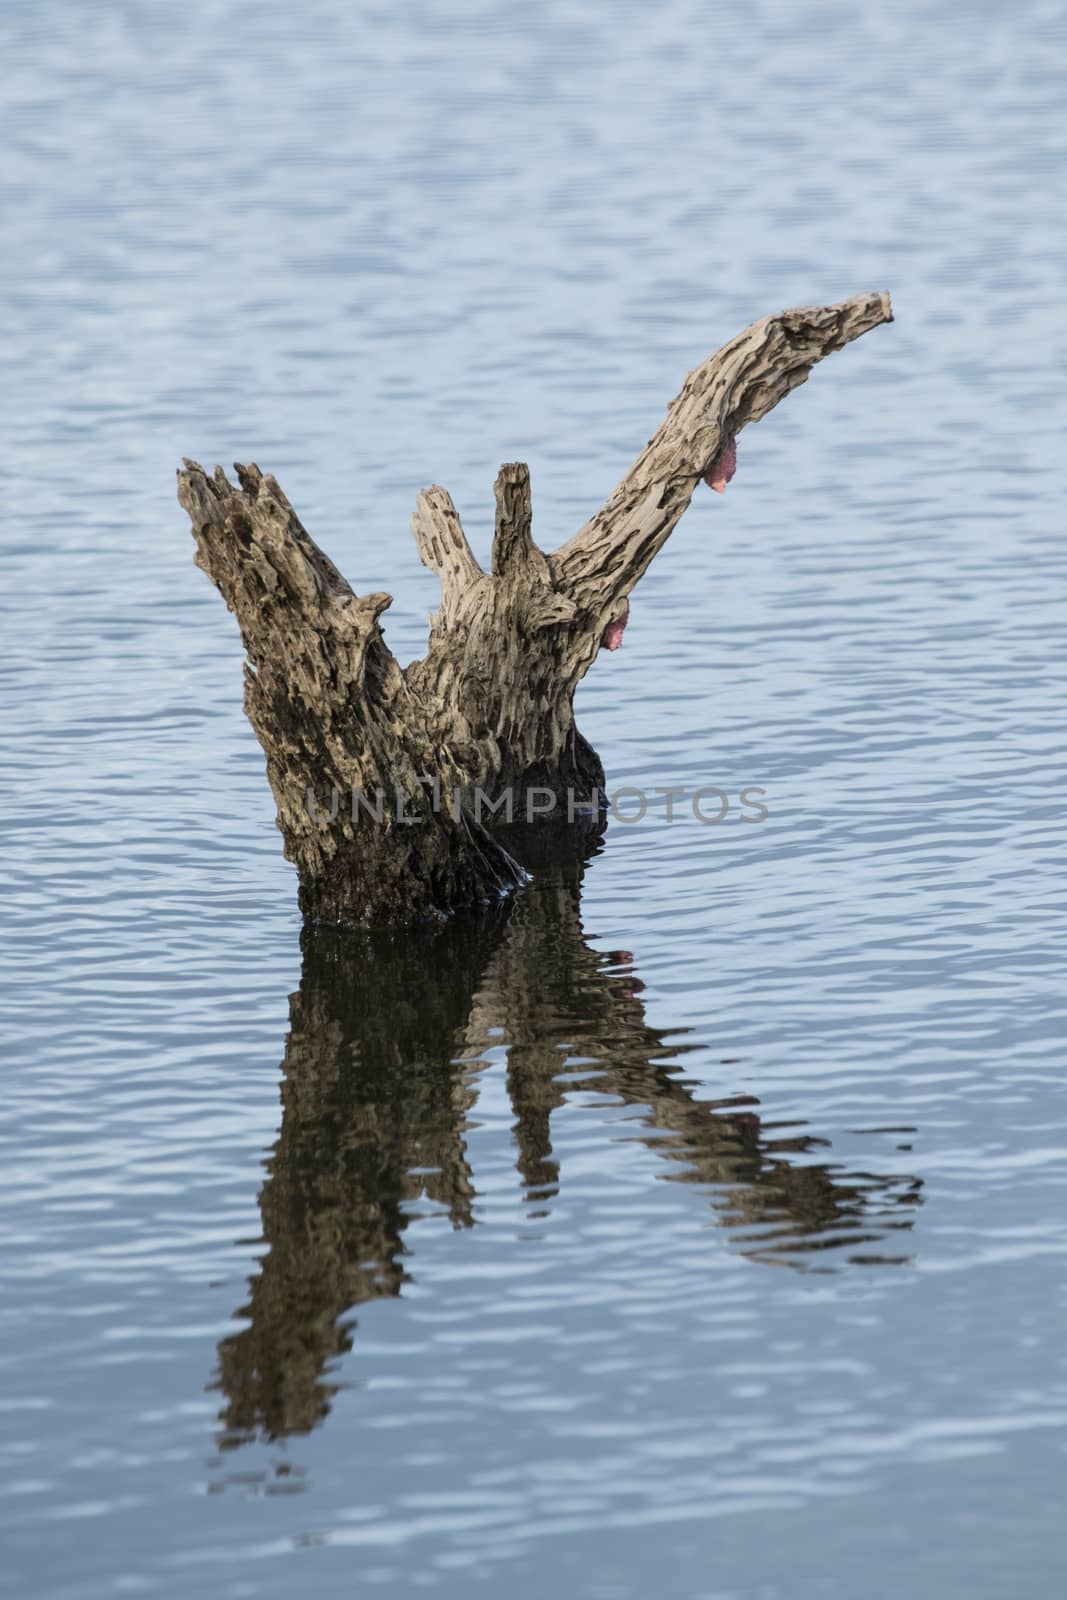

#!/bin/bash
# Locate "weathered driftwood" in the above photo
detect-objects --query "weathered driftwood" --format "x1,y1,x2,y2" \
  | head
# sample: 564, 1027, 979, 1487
178, 291, 892, 927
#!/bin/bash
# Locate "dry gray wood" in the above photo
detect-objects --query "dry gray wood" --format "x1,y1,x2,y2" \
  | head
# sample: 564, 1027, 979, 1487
178, 291, 892, 926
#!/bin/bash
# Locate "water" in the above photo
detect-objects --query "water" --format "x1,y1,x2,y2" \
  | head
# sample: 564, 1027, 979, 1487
2, 1, 1066, 1593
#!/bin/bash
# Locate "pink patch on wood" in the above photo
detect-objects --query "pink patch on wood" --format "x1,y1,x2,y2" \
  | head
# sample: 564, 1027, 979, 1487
704, 435, 737, 493
601, 599, 629, 651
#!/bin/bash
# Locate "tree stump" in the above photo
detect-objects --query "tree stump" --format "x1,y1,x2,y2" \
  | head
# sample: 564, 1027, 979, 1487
178, 291, 892, 927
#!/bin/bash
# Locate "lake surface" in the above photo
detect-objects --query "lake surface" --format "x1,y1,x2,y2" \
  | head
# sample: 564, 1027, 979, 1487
3, 1, 1066, 1594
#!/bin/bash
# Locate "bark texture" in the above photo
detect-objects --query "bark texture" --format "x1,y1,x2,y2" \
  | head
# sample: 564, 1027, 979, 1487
178, 291, 892, 927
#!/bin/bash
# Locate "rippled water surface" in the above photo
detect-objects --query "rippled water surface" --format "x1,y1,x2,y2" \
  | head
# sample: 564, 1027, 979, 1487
3, 1, 1066, 1594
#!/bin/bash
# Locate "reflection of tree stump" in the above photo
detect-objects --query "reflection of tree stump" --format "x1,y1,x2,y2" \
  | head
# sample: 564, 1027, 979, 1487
213, 856, 920, 1446
214, 909, 507, 1444
465, 870, 922, 1257
179, 294, 892, 926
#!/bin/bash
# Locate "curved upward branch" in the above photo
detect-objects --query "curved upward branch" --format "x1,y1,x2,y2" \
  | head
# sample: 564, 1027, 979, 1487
553, 290, 893, 619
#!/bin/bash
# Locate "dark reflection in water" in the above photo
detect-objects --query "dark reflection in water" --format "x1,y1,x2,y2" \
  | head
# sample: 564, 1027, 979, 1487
214, 856, 922, 1446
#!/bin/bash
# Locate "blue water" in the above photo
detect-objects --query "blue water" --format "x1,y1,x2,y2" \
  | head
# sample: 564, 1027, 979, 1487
3, 1, 1066, 1594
